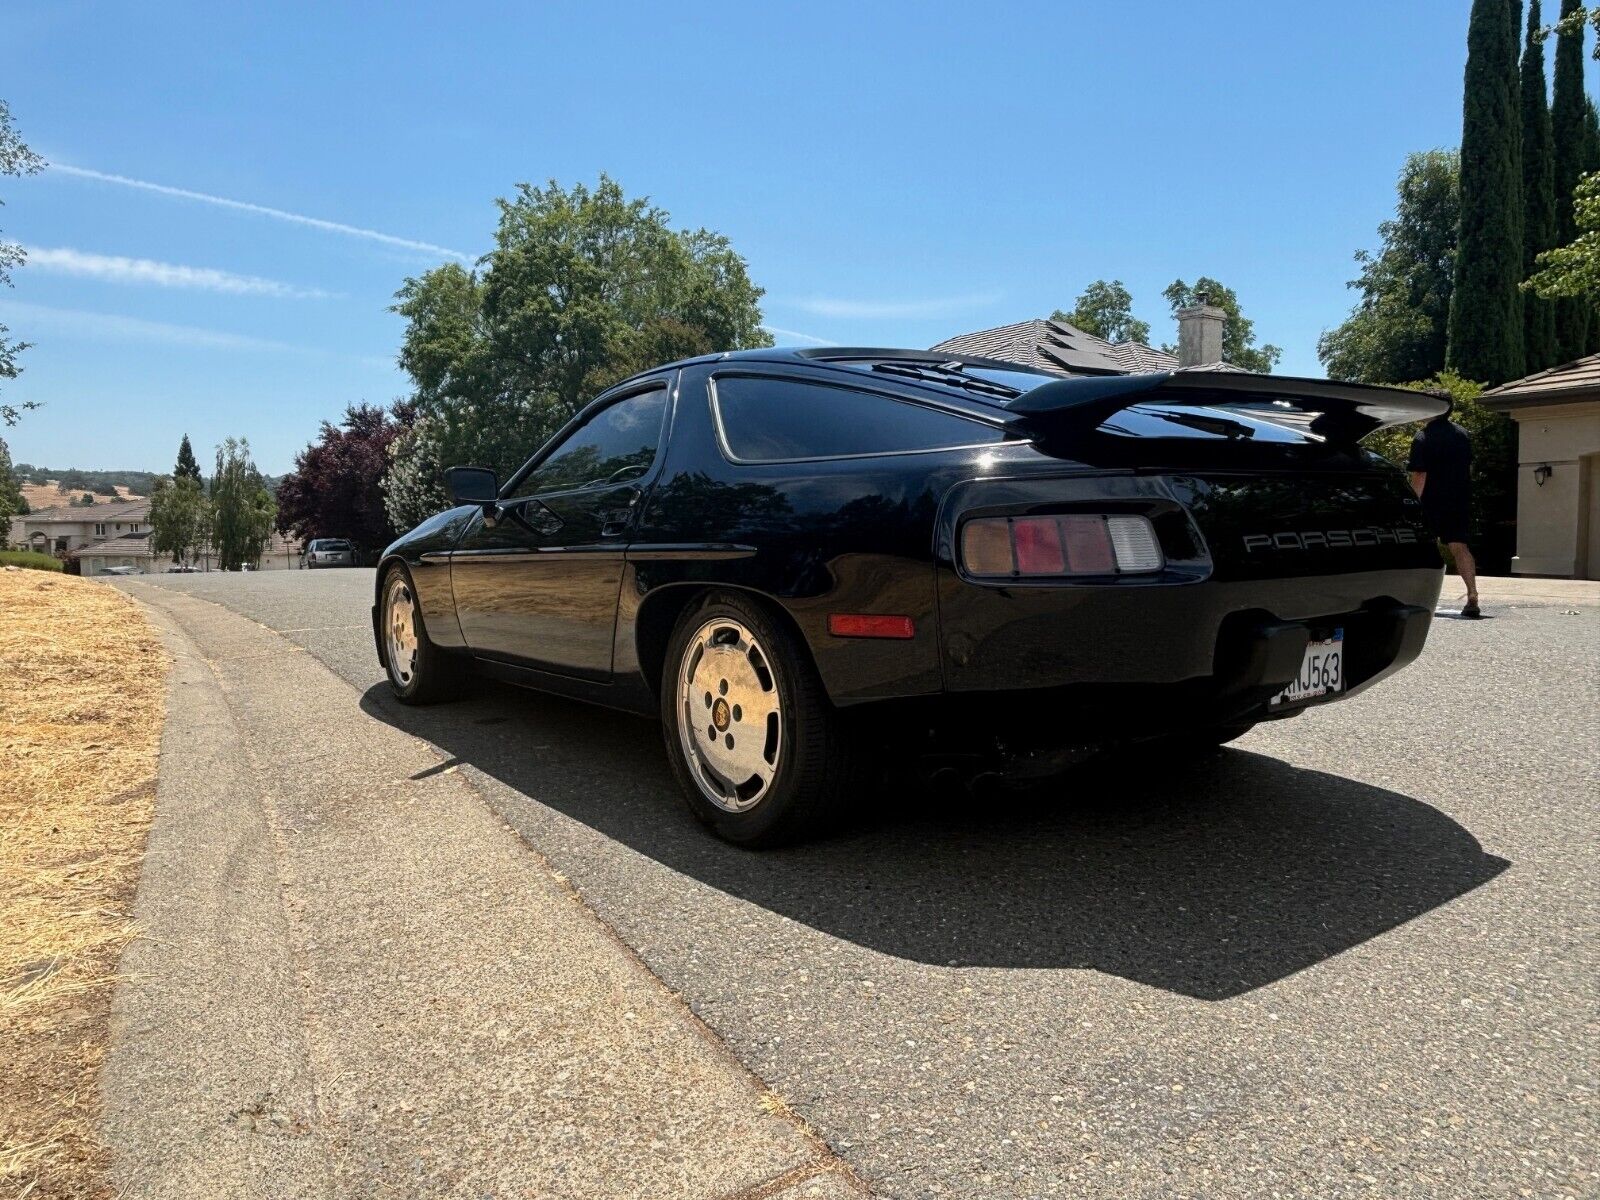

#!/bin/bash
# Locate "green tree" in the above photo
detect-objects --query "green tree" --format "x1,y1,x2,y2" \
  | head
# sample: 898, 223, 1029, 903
148, 475, 211, 566
0, 100, 44, 428
385, 175, 772, 529
1526, 169, 1600, 298
1549, 0, 1591, 356
1160, 278, 1281, 372
1522, 0, 1562, 371
1320, 151, 1461, 383
210, 438, 275, 570
1447, 0, 1525, 385
174, 433, 203, 482
1051, 280, 1151, 344
0, 436, 25, 527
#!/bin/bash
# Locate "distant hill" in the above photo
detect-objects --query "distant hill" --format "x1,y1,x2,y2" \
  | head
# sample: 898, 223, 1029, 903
13, 465, 160, 500
12, 466, 284, 512
19, 481, 148, 511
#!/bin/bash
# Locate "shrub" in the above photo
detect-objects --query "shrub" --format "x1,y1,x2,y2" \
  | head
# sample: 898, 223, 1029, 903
0, 550, 64, 572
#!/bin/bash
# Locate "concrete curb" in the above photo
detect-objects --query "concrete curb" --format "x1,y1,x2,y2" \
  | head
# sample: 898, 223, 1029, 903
102, 585, 870, 1199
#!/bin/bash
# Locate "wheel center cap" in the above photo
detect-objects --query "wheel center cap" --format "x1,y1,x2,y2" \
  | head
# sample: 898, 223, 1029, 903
712, 698, 731, 730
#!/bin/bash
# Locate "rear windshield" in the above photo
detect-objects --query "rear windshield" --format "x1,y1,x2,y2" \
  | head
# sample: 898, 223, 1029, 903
310, 539, 351, 550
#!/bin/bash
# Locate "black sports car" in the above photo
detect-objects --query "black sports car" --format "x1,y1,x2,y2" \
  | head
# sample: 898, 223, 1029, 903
373, 348, 1445, 845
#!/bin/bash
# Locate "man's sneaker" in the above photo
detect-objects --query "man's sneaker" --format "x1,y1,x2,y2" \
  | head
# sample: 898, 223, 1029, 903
1461, 600, 1482, 619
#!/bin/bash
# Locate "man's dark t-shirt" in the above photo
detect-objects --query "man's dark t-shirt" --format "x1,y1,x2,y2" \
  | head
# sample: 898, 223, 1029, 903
1406, 418, 1473, 543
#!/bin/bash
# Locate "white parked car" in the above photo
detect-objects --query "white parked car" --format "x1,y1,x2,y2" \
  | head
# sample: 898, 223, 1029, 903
303, 538, 357, 568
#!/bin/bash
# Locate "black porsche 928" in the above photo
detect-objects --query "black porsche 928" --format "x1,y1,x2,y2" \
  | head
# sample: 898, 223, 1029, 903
373, 348, 1445, 846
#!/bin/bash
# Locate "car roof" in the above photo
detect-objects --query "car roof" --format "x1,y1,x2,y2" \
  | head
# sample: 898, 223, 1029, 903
609, 346, 1062, 396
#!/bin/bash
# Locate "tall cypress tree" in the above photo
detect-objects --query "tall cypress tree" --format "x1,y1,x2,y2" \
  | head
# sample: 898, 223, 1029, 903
174, 433, 202, 482
1447, 0, 1526, 384
1550, 0, 1589, 358
1521, 0, 1560, 371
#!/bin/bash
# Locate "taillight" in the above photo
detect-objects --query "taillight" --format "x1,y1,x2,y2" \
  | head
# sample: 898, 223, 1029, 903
959, 514, 1163, 578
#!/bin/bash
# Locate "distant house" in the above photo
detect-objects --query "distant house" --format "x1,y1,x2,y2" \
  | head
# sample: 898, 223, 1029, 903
9, 499, 151, 558
9, 496, 311, 573
1482, 354, 1600, 580
72, 531, 157, 576
932, 306, 1250, 376
256, 530, 306, 571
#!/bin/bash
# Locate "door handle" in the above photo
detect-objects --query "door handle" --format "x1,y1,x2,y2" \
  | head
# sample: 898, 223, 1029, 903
600, 487, 643, 537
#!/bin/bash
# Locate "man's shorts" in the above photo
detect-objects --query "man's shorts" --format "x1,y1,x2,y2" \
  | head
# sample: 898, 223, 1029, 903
1423, 505, 1471, 546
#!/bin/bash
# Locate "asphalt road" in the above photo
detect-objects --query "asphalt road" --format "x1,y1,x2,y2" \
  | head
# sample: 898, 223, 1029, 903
123, 569, 1598, 1198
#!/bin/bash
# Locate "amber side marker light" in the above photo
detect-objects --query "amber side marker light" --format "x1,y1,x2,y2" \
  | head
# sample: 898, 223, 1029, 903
828, 614, 916, 639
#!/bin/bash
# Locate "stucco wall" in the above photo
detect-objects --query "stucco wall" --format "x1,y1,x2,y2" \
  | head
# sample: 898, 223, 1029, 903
1508, 400, 1600, 578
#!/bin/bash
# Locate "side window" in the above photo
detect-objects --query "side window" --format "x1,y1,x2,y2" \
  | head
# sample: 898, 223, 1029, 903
713, 375, 1004, 462
523, 387, 669, 495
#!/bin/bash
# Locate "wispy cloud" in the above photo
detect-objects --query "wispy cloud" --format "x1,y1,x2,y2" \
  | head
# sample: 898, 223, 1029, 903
24, 245, 335, 299
761, 325, 833, 346
49, 164, 473, 263
786, 292, 1002, 320
9, 300, 359, 358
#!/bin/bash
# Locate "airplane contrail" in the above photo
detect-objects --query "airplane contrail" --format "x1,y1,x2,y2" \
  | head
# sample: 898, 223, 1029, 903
50, 163, 473, 262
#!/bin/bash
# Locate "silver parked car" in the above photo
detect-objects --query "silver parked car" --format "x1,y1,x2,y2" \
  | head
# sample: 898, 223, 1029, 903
302, 538, 357, 569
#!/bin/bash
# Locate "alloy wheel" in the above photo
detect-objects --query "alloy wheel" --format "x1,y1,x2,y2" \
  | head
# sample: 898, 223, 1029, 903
676, 617, 783, 812
386, 575, 419, 688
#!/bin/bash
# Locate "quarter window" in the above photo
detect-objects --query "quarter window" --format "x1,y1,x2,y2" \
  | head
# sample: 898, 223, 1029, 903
713, 376, 1003, 462
522, 387, 669, 495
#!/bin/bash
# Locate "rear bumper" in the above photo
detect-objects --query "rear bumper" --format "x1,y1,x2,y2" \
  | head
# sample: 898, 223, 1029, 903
936, 565, 1442, 719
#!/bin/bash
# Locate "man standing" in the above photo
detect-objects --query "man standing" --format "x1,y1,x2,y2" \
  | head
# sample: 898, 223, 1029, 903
1407, 404, 1481, 618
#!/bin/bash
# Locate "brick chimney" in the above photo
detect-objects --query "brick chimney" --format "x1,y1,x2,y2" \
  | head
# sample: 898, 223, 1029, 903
1176, 304, 1225, 368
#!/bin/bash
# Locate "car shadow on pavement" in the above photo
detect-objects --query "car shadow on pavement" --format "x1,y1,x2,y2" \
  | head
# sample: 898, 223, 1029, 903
359, 682, 1509, 1001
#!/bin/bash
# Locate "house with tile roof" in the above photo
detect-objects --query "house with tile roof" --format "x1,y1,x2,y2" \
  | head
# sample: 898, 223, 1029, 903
71, 530, 158, 576
932, 305, 1252, 377
1482, 354, 1600, 579
9, 499, 151, 558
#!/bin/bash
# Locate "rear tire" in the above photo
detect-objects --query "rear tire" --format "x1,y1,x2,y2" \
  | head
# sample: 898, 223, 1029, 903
381, 564, 466, 704
661, 591, 862, 847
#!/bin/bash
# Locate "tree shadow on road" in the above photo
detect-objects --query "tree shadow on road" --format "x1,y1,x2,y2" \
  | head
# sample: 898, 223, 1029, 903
360, 682, 1509, 1001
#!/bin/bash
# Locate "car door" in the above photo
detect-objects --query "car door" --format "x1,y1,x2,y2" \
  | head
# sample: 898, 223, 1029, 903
450, 383, 671, 679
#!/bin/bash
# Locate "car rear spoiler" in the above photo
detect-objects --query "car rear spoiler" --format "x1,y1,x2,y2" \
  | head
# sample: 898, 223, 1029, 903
1003, 370, 1449, 444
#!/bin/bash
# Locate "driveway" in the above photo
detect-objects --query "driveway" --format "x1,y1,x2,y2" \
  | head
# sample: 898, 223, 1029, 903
119, 569, 1598, 1198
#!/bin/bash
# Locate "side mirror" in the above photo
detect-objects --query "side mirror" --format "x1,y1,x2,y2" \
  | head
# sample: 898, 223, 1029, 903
445, 466, 499, 507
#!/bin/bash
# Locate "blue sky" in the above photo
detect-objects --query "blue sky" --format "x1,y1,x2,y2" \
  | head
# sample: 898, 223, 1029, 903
2, 1, 1583, 473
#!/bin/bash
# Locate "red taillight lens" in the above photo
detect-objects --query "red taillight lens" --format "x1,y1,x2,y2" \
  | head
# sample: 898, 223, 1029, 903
1059, 515, 1116, 574
1011, 517, 1065, 574
959, 514, 1162, 578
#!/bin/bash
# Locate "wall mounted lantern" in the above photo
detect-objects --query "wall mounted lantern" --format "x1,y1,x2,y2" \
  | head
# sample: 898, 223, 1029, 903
1534, 463, 1553, 487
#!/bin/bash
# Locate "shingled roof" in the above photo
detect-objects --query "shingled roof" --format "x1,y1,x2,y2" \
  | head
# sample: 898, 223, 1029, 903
70, 530, 154, 559
1482, 352, 1600, 409
22, 498, 151, 524
931, 318, 1176, 376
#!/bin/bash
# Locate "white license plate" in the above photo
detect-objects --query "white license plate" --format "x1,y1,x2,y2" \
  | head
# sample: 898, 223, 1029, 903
1271, 629, 1344, 707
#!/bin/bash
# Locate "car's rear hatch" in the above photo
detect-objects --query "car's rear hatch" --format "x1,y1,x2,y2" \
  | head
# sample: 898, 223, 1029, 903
1004, 370, 1446, 580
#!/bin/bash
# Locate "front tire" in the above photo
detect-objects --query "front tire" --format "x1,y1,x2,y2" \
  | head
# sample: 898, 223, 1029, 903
381, 565, 464, 704
661, 592, 862, 847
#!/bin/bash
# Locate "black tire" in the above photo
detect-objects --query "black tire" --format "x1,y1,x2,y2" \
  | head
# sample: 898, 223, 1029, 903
660, 591, 863, 847
380, 564, 466, 705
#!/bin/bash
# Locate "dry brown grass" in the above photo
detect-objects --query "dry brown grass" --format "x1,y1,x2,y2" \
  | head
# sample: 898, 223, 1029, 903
17, 485, 145, 513
0, 569, 167, 1198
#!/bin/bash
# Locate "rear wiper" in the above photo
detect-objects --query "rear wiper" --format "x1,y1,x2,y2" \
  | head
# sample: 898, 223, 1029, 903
869, 360, 1021, 400
1158, 410, 1257, 440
